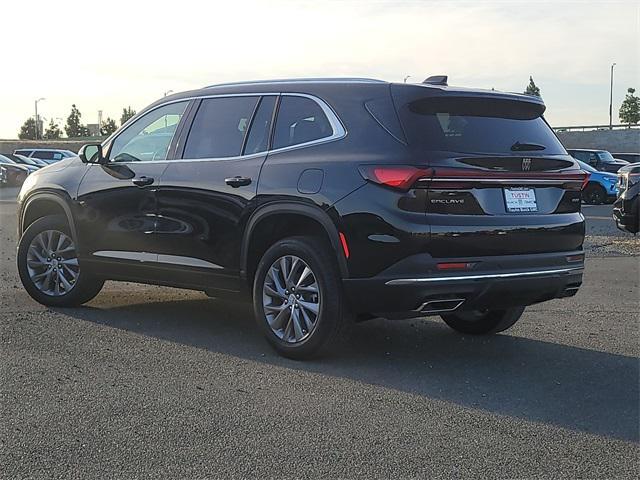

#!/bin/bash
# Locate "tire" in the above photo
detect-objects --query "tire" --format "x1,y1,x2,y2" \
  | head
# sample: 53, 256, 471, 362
441, 306, 525, 335
583, 183, 606, 205
252, 236, 348, 359
17, 215, 104, 307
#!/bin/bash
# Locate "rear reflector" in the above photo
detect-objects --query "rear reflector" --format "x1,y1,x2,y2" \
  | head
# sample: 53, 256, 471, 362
339, 232, 350, 259
359, 165, 431, 190
566, 254, 584, 263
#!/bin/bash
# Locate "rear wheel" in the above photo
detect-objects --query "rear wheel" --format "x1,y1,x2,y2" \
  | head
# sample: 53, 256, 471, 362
17, 215, 104, 307
583, 183, 606, 205
253, 236, 348, 359
441, 307, 525, 335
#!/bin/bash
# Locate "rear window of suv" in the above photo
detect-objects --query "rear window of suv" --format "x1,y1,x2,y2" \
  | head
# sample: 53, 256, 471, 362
396, 96, 566, 155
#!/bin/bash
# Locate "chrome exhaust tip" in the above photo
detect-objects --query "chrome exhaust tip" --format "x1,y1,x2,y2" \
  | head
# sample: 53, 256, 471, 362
418, 298, 465, 314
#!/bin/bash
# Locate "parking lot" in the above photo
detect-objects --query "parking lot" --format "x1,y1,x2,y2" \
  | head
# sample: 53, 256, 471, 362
1, 187, 638, 478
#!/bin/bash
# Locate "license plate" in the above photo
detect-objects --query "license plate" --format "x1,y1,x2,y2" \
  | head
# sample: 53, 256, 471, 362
504, 188, 538, 212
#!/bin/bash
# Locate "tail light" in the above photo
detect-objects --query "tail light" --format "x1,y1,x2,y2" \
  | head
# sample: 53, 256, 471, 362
360, 165, 590, 191
426, 167, 590, 191
359, 165, 431, 190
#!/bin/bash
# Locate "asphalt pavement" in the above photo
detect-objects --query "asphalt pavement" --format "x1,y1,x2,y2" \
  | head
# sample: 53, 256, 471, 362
0, 187, 638, 478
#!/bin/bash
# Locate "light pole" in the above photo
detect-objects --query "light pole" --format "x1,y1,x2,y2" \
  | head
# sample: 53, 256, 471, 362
34, 97, 45, 140
403, 75, 411, 83
609, 63, 616, 130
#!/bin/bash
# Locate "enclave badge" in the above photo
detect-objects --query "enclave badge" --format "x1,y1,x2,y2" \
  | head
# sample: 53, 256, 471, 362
522, 158, 532, 171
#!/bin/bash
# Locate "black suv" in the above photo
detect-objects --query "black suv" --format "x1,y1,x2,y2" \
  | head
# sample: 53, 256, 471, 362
566, 148, 629, 173
16, 78, 587, 358
613, 162, 639, 234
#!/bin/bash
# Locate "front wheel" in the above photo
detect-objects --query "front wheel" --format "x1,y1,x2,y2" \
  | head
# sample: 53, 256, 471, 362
17, 215, 104, 307
441, 307, 525, 335
252, 236, 348, 359
583, 183, 606, 205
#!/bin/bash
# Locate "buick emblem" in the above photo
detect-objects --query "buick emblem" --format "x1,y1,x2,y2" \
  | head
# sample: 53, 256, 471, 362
521, 158, 532, 171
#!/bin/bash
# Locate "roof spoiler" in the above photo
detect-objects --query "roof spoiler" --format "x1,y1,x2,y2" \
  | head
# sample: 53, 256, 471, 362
423, 75, 448, 86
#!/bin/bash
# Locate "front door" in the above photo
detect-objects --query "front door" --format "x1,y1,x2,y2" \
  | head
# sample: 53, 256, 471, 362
155, 95, 277, 292
75, 100, 190, 268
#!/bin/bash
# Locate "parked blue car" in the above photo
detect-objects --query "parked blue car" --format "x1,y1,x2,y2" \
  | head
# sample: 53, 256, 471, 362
576, 159, 619, 204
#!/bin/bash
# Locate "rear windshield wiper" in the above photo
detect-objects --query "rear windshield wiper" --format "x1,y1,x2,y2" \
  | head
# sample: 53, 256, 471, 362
511, 141, 546, 151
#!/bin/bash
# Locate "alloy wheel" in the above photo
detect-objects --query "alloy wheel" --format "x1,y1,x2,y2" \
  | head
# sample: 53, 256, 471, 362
26, 229, 79, 296
262, 255, 321, 343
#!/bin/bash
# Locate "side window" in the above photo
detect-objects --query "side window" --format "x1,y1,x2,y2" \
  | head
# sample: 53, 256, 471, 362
183, 96, 259, 159
244, 96, 277, 155
273, 96, 333, 150
588, 153, 598, 166
32, 151, 54, 160
109, 101, 188, 162
53, 153, 63, 160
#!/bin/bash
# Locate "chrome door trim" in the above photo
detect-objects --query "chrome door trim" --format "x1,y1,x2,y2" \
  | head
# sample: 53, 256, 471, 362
93, 251, 223, 269
385, 266, 584, 285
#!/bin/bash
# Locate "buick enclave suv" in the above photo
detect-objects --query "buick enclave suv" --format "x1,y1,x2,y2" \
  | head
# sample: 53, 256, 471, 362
16, 77, 588, 358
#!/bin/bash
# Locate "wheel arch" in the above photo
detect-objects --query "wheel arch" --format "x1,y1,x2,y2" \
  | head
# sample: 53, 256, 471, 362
241, 202, 349, 285
20, 191, 77, 241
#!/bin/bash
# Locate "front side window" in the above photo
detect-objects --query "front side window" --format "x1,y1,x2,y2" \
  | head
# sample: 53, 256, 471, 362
109, 101, 188, 162
183, 96, 259, 159
273, 96, 333, 150
32, 151, 54, 160
570, 151, 587, 161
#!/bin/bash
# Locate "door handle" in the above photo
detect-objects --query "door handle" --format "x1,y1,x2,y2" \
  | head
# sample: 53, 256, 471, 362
132, 176, 154, 187
225, 176, 252, 188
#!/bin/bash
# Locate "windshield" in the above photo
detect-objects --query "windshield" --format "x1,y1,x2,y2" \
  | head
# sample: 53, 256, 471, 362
397, 96, 566, 155
576, 159, 597, 173
596, 151, 616, 163
0, 154, 16, 164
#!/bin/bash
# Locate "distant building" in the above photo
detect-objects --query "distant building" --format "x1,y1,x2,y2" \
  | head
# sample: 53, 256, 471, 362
87, 124, 100, 136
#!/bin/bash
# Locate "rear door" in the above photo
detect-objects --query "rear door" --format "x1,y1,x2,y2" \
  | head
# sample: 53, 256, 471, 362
392, 87, 586, 258
155, 95, 277, 292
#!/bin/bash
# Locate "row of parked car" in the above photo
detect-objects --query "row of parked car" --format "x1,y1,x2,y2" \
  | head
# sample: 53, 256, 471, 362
0, 149, 77, 186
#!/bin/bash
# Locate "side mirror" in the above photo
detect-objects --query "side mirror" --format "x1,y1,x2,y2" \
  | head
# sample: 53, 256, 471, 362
79, 143, 104, 164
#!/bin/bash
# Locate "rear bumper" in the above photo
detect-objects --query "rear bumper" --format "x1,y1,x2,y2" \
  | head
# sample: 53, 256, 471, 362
343, 251, 584, 316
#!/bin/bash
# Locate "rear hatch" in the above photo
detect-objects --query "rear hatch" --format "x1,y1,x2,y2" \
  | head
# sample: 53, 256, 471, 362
392, 85, 587, 257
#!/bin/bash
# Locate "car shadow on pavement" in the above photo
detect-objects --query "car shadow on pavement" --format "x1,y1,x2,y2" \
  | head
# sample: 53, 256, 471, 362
63, 296, 639, 443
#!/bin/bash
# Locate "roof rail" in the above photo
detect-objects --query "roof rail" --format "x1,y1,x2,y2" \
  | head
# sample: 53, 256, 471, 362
204, 77, 386, 88
423, 75, 448, 86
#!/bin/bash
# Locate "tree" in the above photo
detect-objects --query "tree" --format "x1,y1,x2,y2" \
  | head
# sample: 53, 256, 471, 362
100, 117, 118, 136
43, 120, 62, 139
65, 104, 90, 137
524, 76, 541, 97
18, 118, 37, 140
619, 87, 640, 125
120, 106, 136, 126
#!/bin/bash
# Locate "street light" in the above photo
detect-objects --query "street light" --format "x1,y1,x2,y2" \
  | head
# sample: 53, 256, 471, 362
403, 75, 411, 83
34, 97, 45, 140
609, 63, 616, 130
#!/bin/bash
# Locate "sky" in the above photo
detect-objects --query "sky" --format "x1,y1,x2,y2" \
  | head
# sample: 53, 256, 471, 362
1, 0, 638, 138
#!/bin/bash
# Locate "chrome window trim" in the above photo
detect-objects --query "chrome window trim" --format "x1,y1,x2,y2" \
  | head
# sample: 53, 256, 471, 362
385, 266, 584, 285
99, 92, 347, 165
